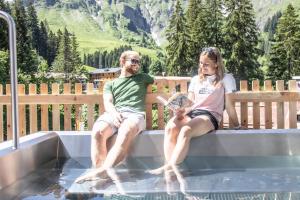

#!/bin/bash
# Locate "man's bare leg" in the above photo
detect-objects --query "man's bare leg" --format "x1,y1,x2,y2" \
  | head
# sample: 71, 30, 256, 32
91, 121, 114, 168
101, 119, 139, 168
76, 119, 139, 183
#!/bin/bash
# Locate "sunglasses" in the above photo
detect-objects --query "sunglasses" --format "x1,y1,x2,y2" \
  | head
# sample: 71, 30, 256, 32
126, 58, 140, 65
201, 47, 217, 62
202, 47, 214, 53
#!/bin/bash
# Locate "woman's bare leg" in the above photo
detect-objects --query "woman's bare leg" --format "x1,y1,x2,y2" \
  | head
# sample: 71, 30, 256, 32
169, 116, 214, 166
148, 117, 188, 174
164, 117, 188, 161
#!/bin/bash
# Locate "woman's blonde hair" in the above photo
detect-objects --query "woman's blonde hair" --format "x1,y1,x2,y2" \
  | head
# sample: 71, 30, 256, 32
198, 47, 225, 85
119, 50, 140, 67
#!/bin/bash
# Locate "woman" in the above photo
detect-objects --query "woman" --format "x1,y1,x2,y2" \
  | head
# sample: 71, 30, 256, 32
150, 47, 240, 174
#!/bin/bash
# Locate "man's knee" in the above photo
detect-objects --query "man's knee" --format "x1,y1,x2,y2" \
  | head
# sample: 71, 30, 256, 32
119, 123, 138, 137
92, 124, 112, 140
92, 121, 113, 139
116, 122, 139, 144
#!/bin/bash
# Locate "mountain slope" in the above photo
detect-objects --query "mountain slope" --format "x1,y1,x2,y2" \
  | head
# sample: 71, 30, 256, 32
35, 0, 300, 55
252, 0, 300, 29
36, 4, 158, 57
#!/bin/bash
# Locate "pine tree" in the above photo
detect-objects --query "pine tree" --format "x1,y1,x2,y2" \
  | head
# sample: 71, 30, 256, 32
267, 4, 300, 82
186, 0, 200, 29
185, 0, 201, 70
0, 0, 10, 50
38, 21, 48, 60
0, 50, 10, 84
187, 0, 224, 73
27, 2, 40, 53
205, 0, 224, 47
56, 29, 63, 48
189, 2, 207, 68
149, 60, 163, 76
52, 28, 73, 81
140, 55, 151, 73
47, 30, 58, 66
13, 0, 37, 78
102, 51, 107, 68
83, 53, 87, 65
70, 33, 85, 81
165, 0, 192, 76
263, 11, 282, 36
62, 27, 72, 77
71, 34, 81, 67
99, 53, 103, 68
223, 0, 263, 82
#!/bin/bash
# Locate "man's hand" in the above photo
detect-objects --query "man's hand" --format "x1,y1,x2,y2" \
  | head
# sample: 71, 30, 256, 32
112, 111, 123, 127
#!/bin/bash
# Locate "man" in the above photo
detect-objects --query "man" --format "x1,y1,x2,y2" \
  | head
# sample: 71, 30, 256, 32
76, 50, 154, 183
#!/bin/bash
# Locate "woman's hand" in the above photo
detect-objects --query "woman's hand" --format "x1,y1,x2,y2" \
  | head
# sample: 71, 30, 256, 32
174, 108, 185, 120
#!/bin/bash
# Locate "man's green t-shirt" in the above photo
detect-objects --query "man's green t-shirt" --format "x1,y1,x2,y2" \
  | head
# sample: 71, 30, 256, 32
104, 73, 154, 112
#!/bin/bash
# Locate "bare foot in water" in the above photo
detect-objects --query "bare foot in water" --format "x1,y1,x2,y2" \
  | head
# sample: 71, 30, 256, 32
146, 164, 172, 175
75, 168, 108, 184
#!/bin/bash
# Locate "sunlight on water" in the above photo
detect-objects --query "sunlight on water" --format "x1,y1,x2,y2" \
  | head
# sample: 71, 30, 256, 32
2, 156, 300, 199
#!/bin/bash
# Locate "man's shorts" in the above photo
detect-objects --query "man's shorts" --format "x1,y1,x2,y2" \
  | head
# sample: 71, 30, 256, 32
94, 107, 146, 134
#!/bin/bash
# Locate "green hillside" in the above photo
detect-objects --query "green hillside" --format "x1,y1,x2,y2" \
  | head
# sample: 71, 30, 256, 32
35, 0, 300, 59
37, 7, 157, 58
252, 0, 300, 29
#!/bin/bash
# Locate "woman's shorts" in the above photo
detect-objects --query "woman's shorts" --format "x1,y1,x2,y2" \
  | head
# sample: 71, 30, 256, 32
94, 107, 146, 134
186, 109, 219, 130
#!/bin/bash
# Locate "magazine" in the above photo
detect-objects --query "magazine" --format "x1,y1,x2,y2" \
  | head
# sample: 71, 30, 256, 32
156, 93, 194, 111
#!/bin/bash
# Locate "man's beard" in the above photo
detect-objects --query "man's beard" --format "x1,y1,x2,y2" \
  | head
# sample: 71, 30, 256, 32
126, 67, 138, 75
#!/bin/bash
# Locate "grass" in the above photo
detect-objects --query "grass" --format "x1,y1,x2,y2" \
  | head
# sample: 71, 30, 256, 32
37, 8, 124, 52
37, 7, 157, 58
83, 65, 97, 72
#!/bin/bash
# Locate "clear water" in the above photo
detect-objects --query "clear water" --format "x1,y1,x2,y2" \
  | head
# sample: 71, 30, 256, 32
1, 156, 300, 199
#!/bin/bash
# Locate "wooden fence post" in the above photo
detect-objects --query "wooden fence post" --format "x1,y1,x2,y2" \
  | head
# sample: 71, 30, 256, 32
29, 84, 37, 133
6, 84, 11, 139
18, 84, 26, 136
64, 83, 71, 131
168, 80, 176, 119
146, 84, 153, 130
87, 83, 94, 130
252, 80, 260, 129
75, 83, 82, 131
276, 80, 284, 129
52, 83, 60, 131
240, 81, 248, 128
98, 81, 105, 116
41, 83, 49, 131
157, 81, 165, 129
288, 80, 297, 128
264, 80, 272, 129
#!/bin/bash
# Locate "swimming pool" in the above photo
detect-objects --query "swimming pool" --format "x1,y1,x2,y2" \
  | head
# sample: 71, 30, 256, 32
0, 130, 300, 199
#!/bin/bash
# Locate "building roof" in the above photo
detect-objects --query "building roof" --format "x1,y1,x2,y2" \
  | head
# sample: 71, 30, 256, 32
44, 72, 87, 80
292, 76, 300, 80
90, 67, 121, 75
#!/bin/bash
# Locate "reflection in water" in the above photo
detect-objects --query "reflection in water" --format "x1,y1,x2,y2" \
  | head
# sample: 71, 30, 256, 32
2, 156, 300, 199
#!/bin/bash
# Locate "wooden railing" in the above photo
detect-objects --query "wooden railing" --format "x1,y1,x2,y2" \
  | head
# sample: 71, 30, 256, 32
0, 78, 299, 142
